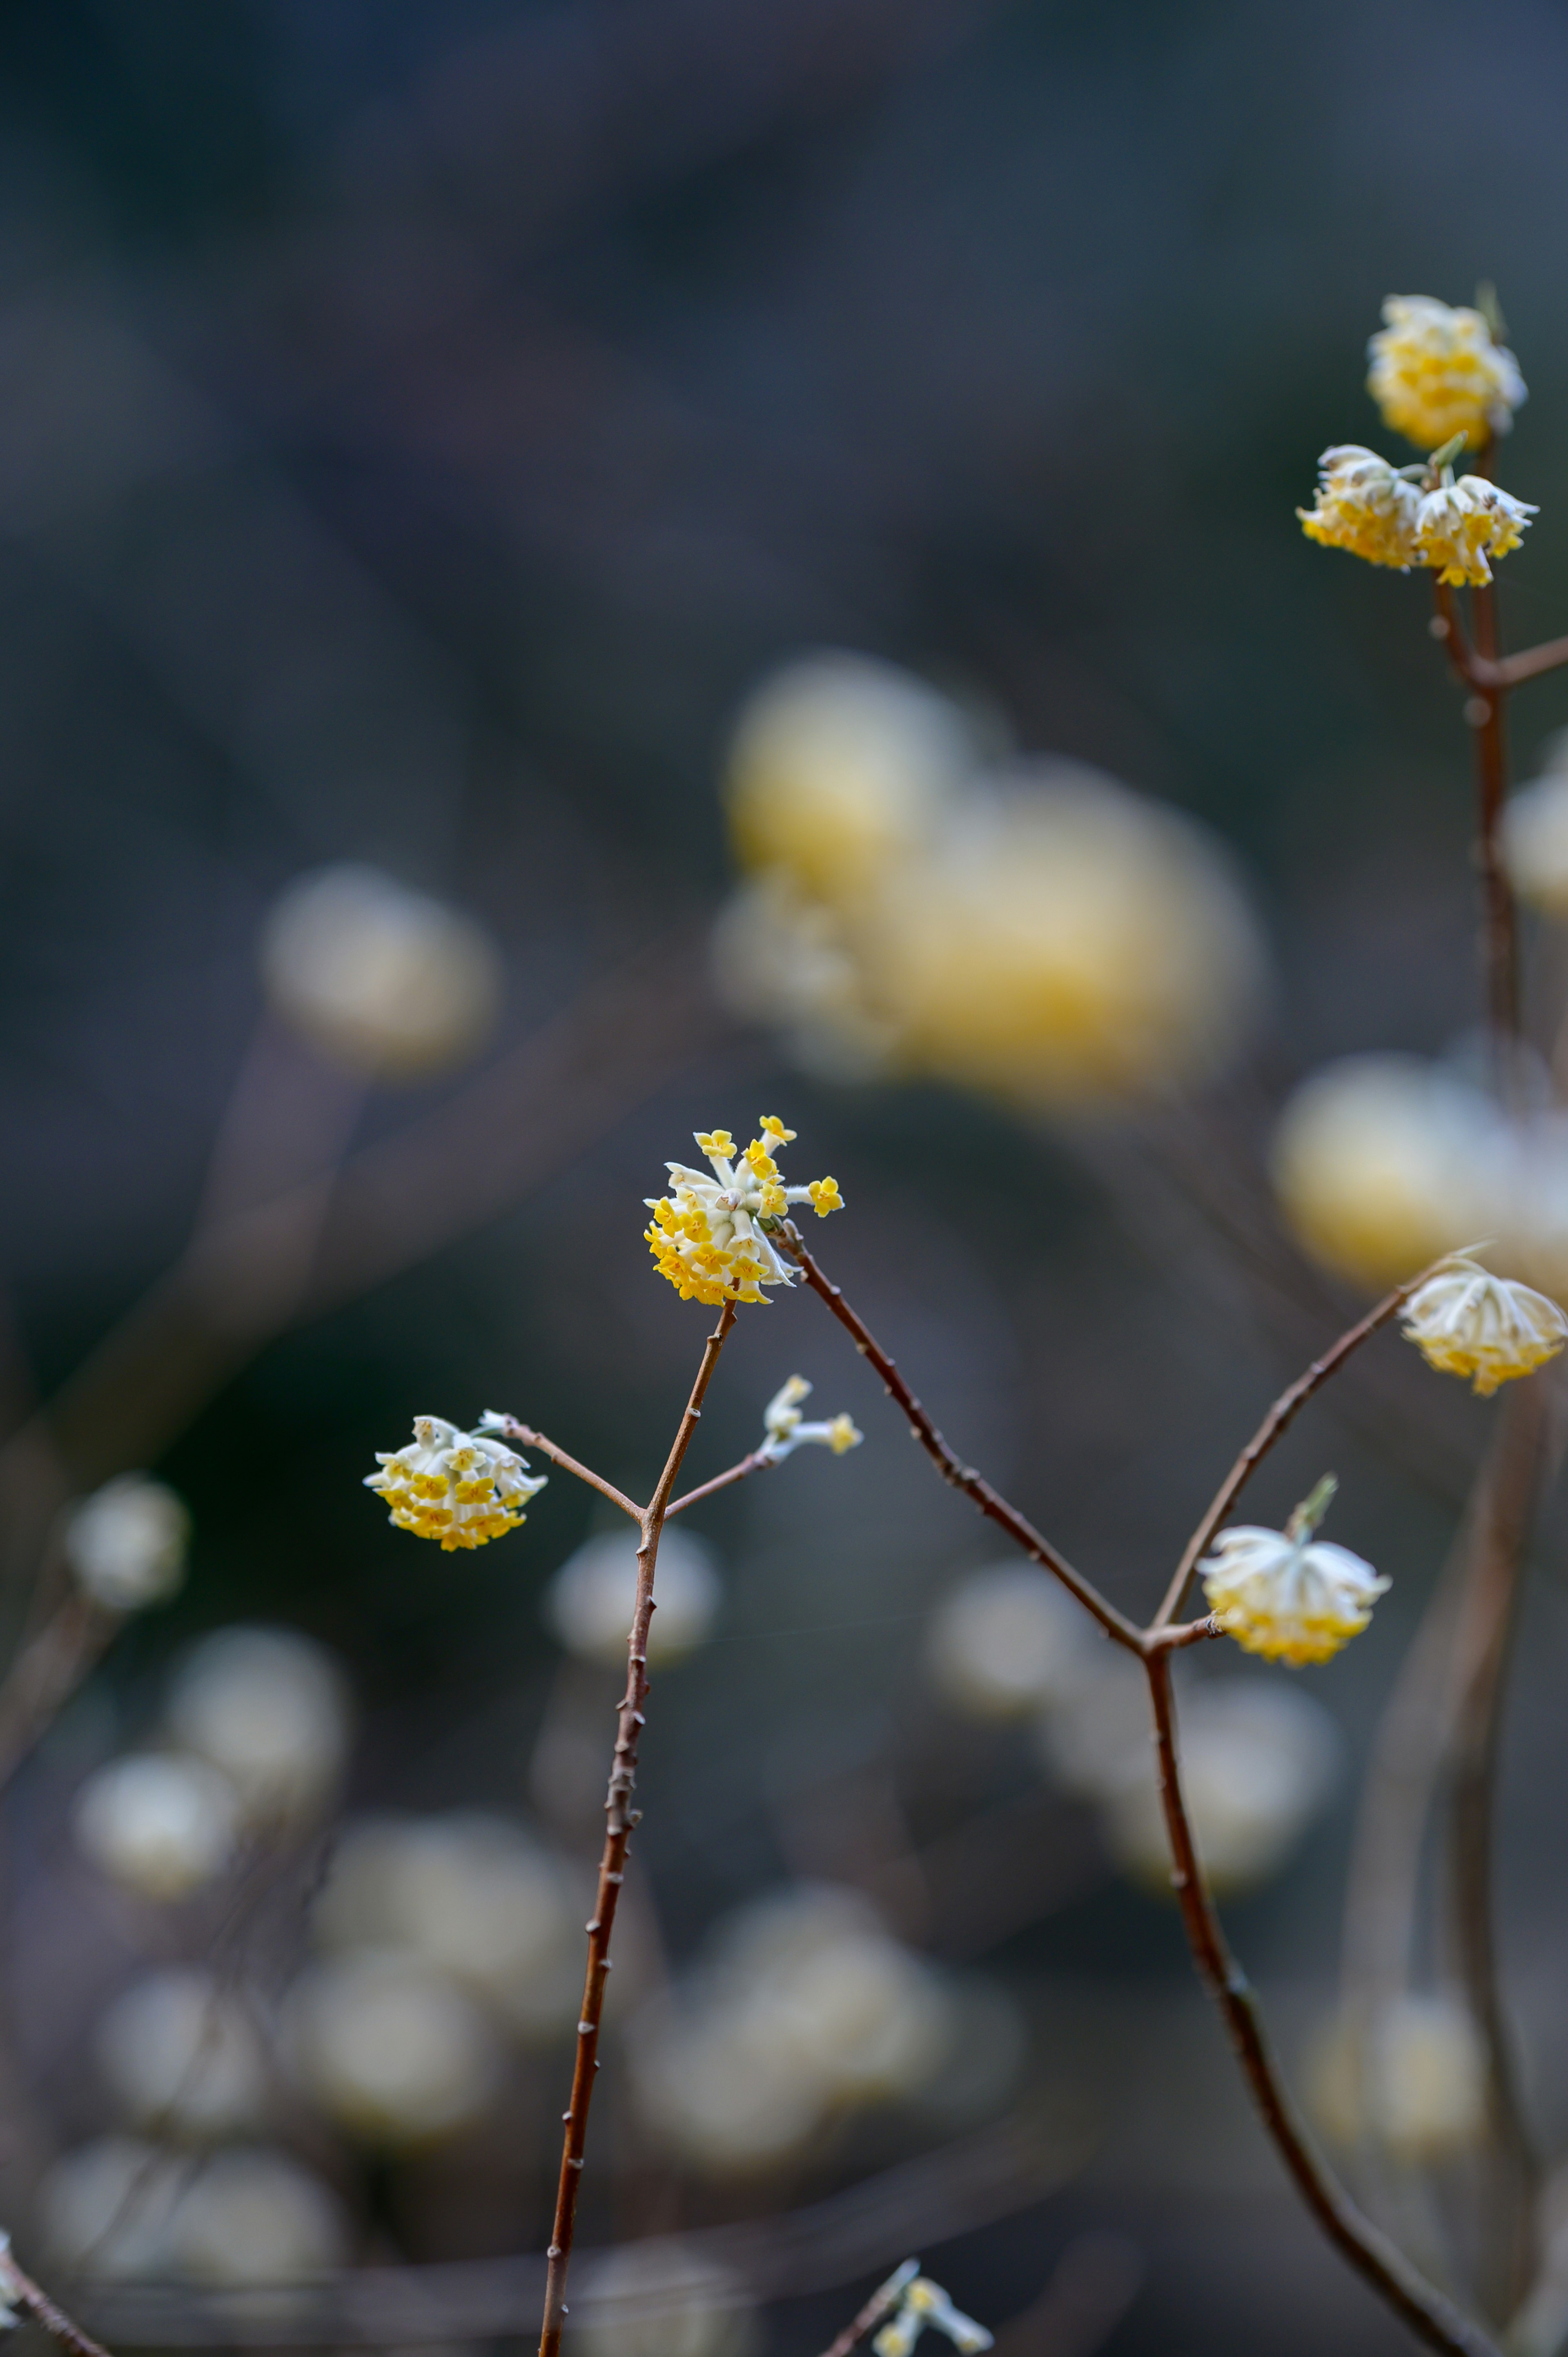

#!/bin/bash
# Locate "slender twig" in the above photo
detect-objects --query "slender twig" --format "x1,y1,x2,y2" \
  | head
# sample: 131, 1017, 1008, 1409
537, 1300, 737, 2357
664, 1446, 778, 1519
489, 1421, 641, 1523
0, 2237, 113, 2357
1151, 1271, 1432, 1629
1143, 1653, 1499, 2357
815, 2259, 920, 2357
776, 1231, 1142, 1652
1430, 596, 1568, 693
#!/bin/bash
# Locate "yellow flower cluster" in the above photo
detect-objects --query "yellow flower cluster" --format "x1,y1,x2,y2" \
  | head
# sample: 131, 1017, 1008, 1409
1368, 295, 1525, 453
1298, 446, 1421, 570
1200, 1484, 1388, 1666
645, 1120, 844, 1306
365, 1416, 547, 1548
1400, 1259, 1568, 1396
1413, 476, 1537, 588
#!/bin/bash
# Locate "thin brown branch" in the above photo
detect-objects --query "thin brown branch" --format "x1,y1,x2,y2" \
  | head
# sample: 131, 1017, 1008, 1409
1430, 592, 1568, 693
0, 2238, 114, 2357
488, 1421, 641, 1523
778, 1231, 1142, 1653
537, 1299, 738, 2357
664, 1445, 778, 1519
1143, 1651, 1499, 2357
815, 2259, 920, 2357
0, 1591, 115, 1791
1151, 1272, 1430, 1629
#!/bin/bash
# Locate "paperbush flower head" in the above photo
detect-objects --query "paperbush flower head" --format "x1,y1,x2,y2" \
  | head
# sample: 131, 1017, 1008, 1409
759, 1374, 863, 1459
1297, 446, 1422, 570
1400, 1257, 1568, 1395
1201, 1477, 1388, 1666
365, 1417, 547, 1549
1368, 295, 1526, 452
873, 2272, 993, 2357
1414, 475, 1536, 588
645, 1119, 844, 1305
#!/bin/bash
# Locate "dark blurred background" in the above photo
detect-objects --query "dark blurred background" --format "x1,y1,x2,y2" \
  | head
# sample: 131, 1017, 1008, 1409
6, 3, 1568, 2354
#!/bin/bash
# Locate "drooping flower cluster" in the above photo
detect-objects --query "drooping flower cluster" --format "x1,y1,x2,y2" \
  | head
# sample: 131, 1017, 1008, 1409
873, 2268, 993, 2357
365, 1417, 547, 1549
1297, 446, 1421, 570
1201, 1478, 1388, 1666
1400, 1258, 1568, 1396
757, 1374, 862, 1460
645, 1119, 844, 1306
1368, 295, 1526, 453
1413, 475, 1537, 588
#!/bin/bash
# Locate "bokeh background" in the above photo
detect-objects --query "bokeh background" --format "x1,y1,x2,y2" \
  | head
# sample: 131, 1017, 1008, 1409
8, 2, 1568, 2353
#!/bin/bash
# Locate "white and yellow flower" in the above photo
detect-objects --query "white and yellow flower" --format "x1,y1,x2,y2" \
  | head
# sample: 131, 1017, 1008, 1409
1201, 1479, 1388, 1666
1400, 1257, 1568, 1396
365, 1417, 546, 1549
873, 2274, 992, 2357
759, 1375, 862, 1460
645, 1120, 844, 1306
1413, 475, 1535, 588
1297, 446, 1422, 570
1368, 295, 1525, 453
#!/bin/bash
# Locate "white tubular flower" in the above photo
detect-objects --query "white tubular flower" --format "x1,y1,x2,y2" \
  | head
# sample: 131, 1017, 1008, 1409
873, 2277, 993, 2357
1368, 295, 1526, 452
759, 1375, 863, 1461
365, 1417, 546, 1550
645, 1118, 844, 1307
1297, 446, 1422, 570
1414, 475, 1535, 588
1400, 1257, 1568, 1396
1201, 1478, 1388, 1666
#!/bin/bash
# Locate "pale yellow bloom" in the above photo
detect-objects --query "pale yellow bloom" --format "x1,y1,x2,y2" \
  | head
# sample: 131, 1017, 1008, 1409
645, 1121, 844, 1306
874, 2276, 992, 2357
759, 1375, 863, 1459
1297, 446, 1421, 570
1201, 1483, 1388, 1666
365, 1417, 546, 1549
1368, 295, 1525, 452
1414, 475, 1535, 588
1400, 1257, 1567, 1395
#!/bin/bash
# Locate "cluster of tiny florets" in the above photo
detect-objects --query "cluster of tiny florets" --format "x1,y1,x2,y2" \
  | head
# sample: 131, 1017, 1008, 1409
1400, 1259, 1568, 1396
759, 1374, 862, 1459
365, 1417, 547, 1549
1298, 446, 1423, 571
1413, 477, 1537, 588
1201, 1482, 1388, 1666
1368, 295, 1525, 453
645, 1118, 844, 1306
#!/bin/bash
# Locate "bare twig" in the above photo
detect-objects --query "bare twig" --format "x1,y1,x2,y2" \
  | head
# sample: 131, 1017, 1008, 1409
664, 1445, 779, 1519
1152, 1271, 1430, 1629
1430, 595, 1568, 693
0, 2237, 113, 2357
815, 2259, 920, 2357
537, 1299, 738, 2357
489, 1421, 641, 1523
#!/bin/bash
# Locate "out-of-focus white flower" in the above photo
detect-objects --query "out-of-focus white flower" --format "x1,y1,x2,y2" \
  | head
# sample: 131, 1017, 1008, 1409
261, 863, 502, 1080
630, 1888, 951, 2170
96, 1968, 268, 2139
74, 1755, 240, 1901
1413, 475, 1535, 588
1309, 1994, 1487, 2163
1503, 772, 1568, 915
1401, 1256, 1568, 1395
1368, 295, 1526, 452
312, 1813, 580, 2039
645, 1121, 842, 1308
285, 1949, 503, 2145
163, 2147, 346, 2283
63, 1475, 189, 1613
1297, 446, 1422, 570
1271, 1054, 1499, 1291
167, 1626, 350, 1820
855, 765, 1265, 1108
1095, 1681, 1340, 1893
546, 1528, 722, 1667
1201, 1478, 1388, 1666
874, 2276, 993, 2357
758, 1374, 862, 1461
575, 2243, 757, 2357
367, 1415, 546, 1550
40, 2138, 186, 2278
1034, 1652, 1150, 1799
724, 653, 976, 906
927, 1564, 1093, 1721
712, 877, 902, 1081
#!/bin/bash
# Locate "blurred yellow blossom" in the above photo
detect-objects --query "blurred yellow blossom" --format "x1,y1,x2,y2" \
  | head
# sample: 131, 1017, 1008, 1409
1400, 1257, 1568, 1395
365, 1417, 546, 1548
1368, 295, 1525, 452
1297, 446, 1421, 570
1414, 474, 1535, 587
645, 1123, 842, 1306
1200, 1479, 1388, 1666
758, 1375, 862, 1460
